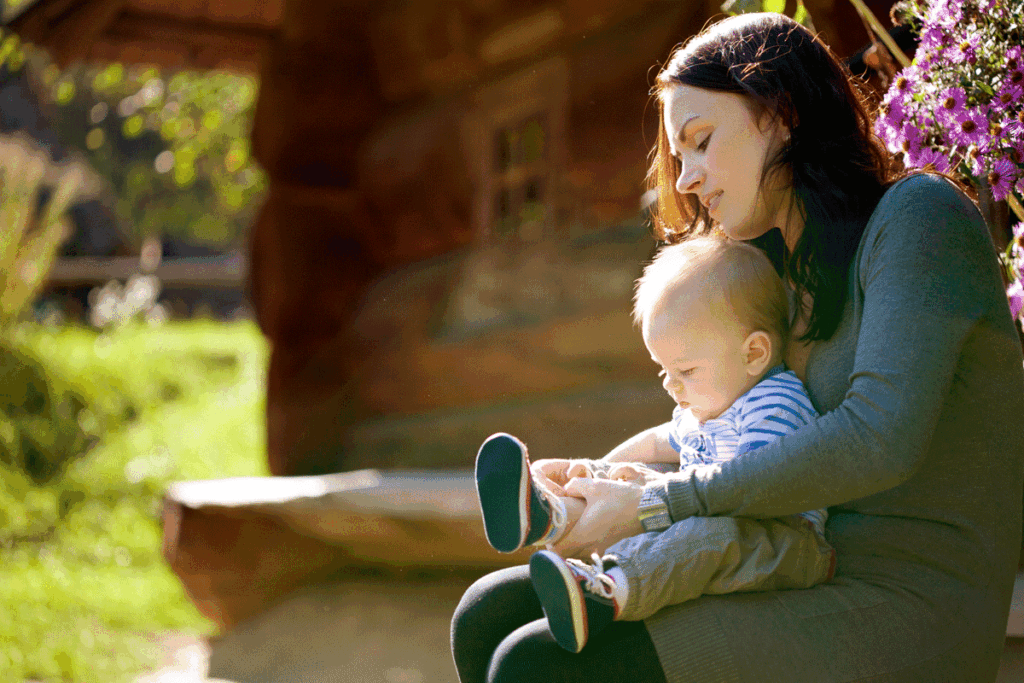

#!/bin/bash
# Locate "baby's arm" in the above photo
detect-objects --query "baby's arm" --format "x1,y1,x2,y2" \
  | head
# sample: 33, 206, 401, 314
600, 422, 678, 465
532, 421, 678, 494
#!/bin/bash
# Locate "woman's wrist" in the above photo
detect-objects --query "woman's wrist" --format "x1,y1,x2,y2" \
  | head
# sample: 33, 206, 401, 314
638, 468, 705, 530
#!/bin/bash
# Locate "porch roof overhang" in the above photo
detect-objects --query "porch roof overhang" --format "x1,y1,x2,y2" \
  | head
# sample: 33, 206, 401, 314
3, 0, 283, 71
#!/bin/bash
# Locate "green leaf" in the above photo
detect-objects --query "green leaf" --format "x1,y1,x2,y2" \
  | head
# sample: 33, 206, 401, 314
763, 0, 786, 13
720, 0, 763, 15
793, 0, 811, 26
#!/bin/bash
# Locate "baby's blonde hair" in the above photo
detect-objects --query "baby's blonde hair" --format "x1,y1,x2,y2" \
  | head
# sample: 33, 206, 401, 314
633, 236, 790, 360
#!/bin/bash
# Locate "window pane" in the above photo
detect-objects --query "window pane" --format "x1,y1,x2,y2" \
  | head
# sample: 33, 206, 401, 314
494, 187, 516, 238
496, 128, 516, 171
519, 178, 545, 241
520, 117, 545, 164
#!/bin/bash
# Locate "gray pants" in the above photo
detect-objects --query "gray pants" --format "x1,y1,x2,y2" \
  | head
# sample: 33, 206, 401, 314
605, 515, 835, 621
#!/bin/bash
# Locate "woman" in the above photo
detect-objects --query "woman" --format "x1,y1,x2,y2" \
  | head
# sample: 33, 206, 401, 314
451, 12, 1024, 682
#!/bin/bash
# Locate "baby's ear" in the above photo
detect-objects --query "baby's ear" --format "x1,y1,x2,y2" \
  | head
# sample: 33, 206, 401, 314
743, 330, 773, 375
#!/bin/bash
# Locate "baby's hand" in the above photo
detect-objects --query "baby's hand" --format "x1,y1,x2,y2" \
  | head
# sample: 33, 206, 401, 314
608, 463, 645, 482
566, 461, 595, 480
532, 459, 573, 496
608, 462, 670, 485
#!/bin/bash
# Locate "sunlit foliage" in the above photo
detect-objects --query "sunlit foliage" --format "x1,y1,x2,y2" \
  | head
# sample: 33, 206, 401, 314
0, 30, 266, 250
0, 133, 93, 324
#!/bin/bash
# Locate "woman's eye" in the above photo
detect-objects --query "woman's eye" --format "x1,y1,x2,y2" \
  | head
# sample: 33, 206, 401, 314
697, 134, 711, 152
680, 368, 695, 377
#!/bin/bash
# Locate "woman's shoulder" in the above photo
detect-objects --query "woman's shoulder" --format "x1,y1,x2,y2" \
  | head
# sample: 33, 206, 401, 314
861, 172, 986, 251
873, 172, 976, 220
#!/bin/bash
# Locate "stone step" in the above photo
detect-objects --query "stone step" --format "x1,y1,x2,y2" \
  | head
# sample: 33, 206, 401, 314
162, 469, 522, 629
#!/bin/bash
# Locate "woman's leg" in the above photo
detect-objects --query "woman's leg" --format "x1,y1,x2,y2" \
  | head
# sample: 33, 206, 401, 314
451, 564, 667, 683
451, 565, 543, 683
488, 618, 667, 683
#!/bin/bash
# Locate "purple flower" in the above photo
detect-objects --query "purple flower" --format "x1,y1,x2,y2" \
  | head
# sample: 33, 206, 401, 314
926, 0, 962, 28
1006, 120, 1024, 170
1007, 45, 1023, 72
878, 94, 907, 130
1014, 221, 1024, 242
919, 26, 955, 54
892, 73, 915, 98
914, 146, 952, 172
885, 94, 908, 123
1009, 110, 1024, 139
995, 82, 1024, 112
988, 158, 1017, 201
948, 36, 979, 65
1007, 68, 1024, 91
876, 96, 911, 147
965, 142, 991, 176
951, 107, 990, 147
1007, 278, 1024, 321
899, 121, 929, 167
935, 86, 967, 123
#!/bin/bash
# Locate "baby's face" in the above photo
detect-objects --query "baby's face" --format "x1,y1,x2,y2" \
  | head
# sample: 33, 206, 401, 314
643, 292, 757, 423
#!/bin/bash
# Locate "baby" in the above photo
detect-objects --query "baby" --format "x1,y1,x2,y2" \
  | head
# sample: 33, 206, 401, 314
475, 235, 834, 653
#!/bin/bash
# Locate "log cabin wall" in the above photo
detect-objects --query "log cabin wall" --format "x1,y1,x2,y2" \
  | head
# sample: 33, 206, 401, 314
9, 0, 894, 476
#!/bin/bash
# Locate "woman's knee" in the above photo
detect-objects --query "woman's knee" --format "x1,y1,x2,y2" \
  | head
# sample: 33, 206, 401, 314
487, 621, 564, 683
452, 565, 536, 637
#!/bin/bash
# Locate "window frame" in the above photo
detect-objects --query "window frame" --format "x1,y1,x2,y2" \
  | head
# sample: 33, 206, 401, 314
462, 57, 568, 244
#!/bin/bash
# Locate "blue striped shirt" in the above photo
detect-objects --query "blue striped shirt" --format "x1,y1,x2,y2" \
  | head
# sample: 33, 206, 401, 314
668, 365, 827, 533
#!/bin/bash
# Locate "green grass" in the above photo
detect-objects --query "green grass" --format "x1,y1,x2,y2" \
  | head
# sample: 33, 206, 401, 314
0, 319, 269, 683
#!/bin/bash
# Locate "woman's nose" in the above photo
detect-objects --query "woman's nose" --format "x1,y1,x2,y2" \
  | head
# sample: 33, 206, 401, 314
675, 159, 703, 194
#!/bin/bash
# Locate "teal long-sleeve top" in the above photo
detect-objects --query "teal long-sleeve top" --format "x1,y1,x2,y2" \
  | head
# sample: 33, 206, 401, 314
642, 173, 1024, 682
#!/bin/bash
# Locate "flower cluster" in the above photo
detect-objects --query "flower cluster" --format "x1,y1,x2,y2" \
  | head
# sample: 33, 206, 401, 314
876, 0, 1024, 202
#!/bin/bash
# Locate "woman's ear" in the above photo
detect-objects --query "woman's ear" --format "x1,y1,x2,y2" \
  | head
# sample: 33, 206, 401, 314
743, 330, 774, 376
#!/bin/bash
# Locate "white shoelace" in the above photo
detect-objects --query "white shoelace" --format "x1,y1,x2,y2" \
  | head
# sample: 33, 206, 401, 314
567, 554, 616, 599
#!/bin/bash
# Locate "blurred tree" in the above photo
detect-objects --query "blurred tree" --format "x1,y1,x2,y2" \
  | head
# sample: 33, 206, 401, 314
0, 29, 266, 252
0, 132, 92, 325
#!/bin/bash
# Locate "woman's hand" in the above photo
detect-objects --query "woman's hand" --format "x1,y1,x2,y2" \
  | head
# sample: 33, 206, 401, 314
552, 477, 645, 559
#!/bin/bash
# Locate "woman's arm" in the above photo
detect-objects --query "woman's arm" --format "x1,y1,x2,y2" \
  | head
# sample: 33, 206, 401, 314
651, 175, 1005, 521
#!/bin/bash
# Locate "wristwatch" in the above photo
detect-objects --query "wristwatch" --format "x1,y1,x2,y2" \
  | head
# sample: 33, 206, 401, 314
637, 484, 673, 533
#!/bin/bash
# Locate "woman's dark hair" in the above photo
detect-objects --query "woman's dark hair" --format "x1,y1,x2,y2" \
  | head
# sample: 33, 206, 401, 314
648, 12, 901, 342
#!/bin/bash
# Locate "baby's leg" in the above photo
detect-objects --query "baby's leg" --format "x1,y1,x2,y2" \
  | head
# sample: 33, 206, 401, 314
476, 433, 595, 552
603, 515, 836, 622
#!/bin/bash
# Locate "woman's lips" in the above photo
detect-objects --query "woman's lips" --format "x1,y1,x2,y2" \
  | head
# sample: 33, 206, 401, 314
708, 191, 722, 214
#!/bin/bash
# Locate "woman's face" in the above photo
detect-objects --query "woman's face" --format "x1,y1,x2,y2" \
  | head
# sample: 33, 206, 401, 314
662, 84, 792, 242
